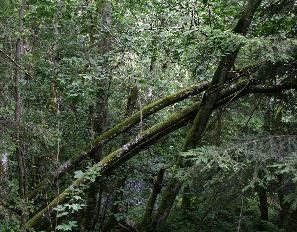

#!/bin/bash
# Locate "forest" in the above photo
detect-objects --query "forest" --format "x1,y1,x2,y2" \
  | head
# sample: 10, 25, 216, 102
0, 0, 297, 231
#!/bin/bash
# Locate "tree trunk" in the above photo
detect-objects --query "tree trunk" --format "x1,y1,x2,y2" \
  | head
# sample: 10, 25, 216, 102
139, 167, 166, 232
26, 101, 201, 229
256, 185, 269, 221
150, 1, 262, 230
14, 0, 28, 229
29, 82, 208, 199
277, 175, 290, 228
26, 80, 296, 228
0, 152, 9, 199
80, 1, 112, 230
102, 85, 138, 232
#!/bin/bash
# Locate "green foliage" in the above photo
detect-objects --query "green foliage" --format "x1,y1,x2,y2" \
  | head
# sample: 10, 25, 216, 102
0, 0, 297, 231
160, 197, 285, 232
56, 221, 78, 231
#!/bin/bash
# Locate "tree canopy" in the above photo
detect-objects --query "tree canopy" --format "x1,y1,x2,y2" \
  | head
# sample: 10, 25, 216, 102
0, 0, 297, 231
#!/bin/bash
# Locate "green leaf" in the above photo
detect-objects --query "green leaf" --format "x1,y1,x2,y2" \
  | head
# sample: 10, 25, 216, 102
74, 170, 84, 179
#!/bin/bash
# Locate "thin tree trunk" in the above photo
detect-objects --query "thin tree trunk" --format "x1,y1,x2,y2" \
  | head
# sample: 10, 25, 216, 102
180, 110, 224, 212
277, 175, 290, 228
80, 89, 108, 230
0, 152, 9, 199
14, 0, 28, 229
102, 85, 138, 232
139, 167, 166, 232
80, 2, 112, 230
256, 185, 269, 221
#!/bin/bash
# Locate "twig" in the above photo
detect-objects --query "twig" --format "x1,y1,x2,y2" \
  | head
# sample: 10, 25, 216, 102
0, 48, 33, 79
138, 92, 143, 134
0, 48, 45, 87
237, 197, 244, 232
243, 97, 264, 130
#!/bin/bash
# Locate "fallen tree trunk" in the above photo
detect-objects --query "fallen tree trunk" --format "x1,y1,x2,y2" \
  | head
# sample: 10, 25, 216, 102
29, 82, 208, 199
29, 61, 265, 199
26, 100, 200, 228
26, 79, 296, 229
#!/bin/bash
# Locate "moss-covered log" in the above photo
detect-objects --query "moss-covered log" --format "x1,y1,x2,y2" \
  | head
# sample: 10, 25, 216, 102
26, 79, 297, 229
29, 61, 266, 200
26, 102, 200, 228
29, 82, 208, 199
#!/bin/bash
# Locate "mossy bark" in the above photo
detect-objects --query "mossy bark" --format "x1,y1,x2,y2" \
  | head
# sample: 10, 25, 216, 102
150, 170, 183, 230
26, 81, 296, 228
29, 82, 208, 199
26, 103, 200, 228
29, 62, 266, 200
147, 79, 297, 231
139, 167, 166, 231
182, 0, 262, 149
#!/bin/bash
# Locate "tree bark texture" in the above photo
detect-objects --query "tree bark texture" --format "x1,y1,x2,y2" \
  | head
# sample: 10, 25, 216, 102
256, 185, 269, 221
